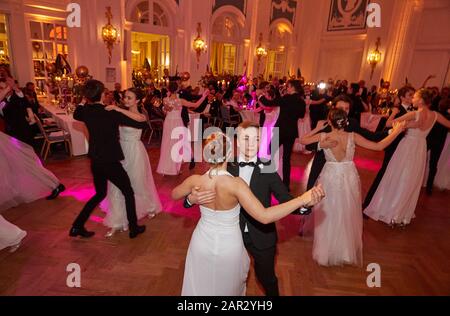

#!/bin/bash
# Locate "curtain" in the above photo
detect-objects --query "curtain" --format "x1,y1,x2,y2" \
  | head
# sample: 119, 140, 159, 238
211, 42, 224, 75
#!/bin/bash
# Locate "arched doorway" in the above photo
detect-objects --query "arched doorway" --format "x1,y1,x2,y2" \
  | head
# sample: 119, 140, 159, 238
126, 0, 175, 86
265, 20, 293, 79
210, 9, 245, 76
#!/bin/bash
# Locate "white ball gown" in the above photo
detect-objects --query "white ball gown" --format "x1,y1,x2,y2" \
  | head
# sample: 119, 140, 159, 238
182, 170, 250, 296
258, 107, 280, 160
157, 96, 189, 175
293, 104, 312, 153
434, 133, 450, 190
102, 126, 162, 229
0, 215, 26, 251
364, 111, 437, 225
312, 133, 363, 266
0, 131, 59, 212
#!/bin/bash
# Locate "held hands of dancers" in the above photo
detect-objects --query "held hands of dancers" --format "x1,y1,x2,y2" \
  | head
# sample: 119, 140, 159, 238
300, 184, 325, 208
391, 120, 407, 133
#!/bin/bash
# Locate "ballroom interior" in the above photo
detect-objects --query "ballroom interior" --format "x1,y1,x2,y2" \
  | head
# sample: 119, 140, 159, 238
0, 0, 449, 297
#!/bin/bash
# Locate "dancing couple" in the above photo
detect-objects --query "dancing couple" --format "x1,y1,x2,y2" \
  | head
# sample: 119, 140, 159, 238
70, 80, 161, 239
173, 121, 325, 296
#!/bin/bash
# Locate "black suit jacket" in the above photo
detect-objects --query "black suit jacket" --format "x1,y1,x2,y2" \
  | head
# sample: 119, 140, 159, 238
74, 103, 147, 163
383, 105, 408, 158
227, 160, 293, 250
260, 93, 306, 143
2, 92, 33, 144
306, 118, 388, 189
275, 93, 305, 141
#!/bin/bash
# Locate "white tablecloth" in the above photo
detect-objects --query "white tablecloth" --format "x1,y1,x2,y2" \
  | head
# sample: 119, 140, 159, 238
42, 103, 89, 156
360, 113, 384, 132
240, 110, 260, 124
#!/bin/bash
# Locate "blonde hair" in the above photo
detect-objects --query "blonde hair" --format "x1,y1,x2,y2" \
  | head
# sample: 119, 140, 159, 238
203, 132, 232, 177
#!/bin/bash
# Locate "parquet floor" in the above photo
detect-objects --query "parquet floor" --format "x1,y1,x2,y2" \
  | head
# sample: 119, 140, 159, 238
0, 144, 449, 296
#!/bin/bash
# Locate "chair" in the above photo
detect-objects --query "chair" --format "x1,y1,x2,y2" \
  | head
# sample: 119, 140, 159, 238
142, 108, 163, 145
34, 114, 72, 160
33, 116, 60, 142
218, 105, 240, 129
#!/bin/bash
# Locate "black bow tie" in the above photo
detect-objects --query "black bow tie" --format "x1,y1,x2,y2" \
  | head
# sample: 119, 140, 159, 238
238, 160, 271, 168
239, 161, 257, 168
407, 105, 414, 112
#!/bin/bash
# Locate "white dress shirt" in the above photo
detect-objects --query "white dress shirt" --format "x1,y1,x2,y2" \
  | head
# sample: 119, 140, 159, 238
401, 103, 410, 112
238, 154, 258, 233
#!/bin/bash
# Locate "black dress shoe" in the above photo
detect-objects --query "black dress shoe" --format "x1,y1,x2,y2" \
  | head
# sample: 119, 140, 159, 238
129, 225, 146, 239
426, 187, 432, 196
69, 227, 95, 238
189, 159, 195, 170
46, 184, 66, 200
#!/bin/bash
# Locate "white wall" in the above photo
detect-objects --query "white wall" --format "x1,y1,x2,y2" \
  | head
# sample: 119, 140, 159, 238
1, 0, 449, 89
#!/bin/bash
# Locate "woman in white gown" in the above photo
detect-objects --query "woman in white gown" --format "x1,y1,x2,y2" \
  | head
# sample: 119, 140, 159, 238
0, 131, 61, 212
157, 83, 209, 176
364, 89, 450, 227
294, 103, 312, 154
301, 109, 405, 266
0, 215, 26, 252
172, 132, 325, 296
255, 87, 280, 160
0, 131, 64, 252
101, 88, 163, 236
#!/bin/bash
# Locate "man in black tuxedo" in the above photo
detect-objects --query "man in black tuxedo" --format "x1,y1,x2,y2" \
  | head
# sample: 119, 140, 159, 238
275, 80, 306, 189
306, 94, 389, 190
362, 86, 415, 208
185, 121, 314, 296
70, 80, 147, 239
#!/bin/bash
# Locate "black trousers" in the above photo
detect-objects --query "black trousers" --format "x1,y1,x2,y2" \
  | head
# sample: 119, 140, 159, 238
280, 138, 295, 189
243, 232, 279, 296
73, 161, 138, 230
307, 153, 325, 190
426, 141, 446, 190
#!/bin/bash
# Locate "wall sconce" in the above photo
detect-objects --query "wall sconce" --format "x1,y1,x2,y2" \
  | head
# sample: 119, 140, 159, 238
255, 33, 268, 71
102, 6, 119, 64
367, 37, 382, 80
193, 22, 207, 69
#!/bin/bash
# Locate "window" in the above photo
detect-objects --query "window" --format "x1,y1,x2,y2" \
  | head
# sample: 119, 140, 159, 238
210, 42, 237, 75
30, 21, 68, 95
0, 14, 11, 69
131, 32, 170, 81
130, 1, 169, 27
265, 50, 286, 79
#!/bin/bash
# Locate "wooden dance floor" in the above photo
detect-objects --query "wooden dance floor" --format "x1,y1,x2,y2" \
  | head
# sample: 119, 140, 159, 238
0, 146, 449, 296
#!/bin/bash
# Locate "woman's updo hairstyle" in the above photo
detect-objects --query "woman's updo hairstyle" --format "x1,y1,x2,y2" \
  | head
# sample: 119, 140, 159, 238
203, 132, 233, 177
328, 108, 349, 130
168, 81, 178, 94
416, 88, 433, 106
